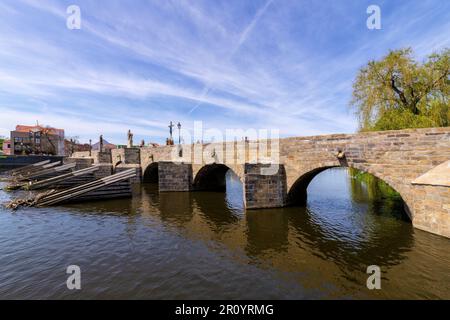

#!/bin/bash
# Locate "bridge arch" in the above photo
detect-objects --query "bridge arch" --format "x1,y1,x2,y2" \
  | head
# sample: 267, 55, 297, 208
193, 164, 241, 191
287, 164, 412, 219
143, 162, 159, 183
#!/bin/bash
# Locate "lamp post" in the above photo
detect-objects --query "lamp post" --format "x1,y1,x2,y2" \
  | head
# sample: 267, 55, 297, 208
177, 122, 181, 145
168, 121, 174, 144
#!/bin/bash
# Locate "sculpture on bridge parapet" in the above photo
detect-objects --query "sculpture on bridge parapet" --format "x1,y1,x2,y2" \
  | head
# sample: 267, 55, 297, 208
167, 121, 175, 145
99, 135, 104, 153
127, 130, 134, 148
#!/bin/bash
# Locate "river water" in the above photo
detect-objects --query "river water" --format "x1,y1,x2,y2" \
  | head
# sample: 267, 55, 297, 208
0, 168, 449, 299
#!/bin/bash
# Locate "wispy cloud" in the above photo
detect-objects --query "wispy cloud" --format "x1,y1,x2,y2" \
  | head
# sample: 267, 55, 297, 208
0, 0, 448, 143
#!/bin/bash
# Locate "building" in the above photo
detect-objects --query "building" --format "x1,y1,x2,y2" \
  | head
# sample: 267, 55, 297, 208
1, 139, 11, 155
10, 124, 65, 156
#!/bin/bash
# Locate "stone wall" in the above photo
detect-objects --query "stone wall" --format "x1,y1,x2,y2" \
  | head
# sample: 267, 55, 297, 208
71, 150, 112, 164
71, 151, 91, 158
94, 151, 112, 164
93, 164, 113, 179
64, 157, 93, 170
111, 148, 140, 165
141, 145, 175, 175
111, 149, 124, 167
244, 164, 287, 209
158, 162, 192, 192
123, 148, 141, 164
410, 185, 450, 237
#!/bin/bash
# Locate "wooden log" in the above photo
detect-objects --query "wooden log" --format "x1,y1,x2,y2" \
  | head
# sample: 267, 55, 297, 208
10, 160, 51, 175
36, 169, 136, 207
26, 166, 100, 190
16, 161, 63, 179
38, 169, 135, 201
13, 161, 62, 181
11, 162, 59, 180
22, 163, 75, 181
5, 169, 137, 209
37, 175, 135, 206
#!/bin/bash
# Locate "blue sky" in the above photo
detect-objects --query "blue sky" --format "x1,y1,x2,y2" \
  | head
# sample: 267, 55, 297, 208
0, 0, 449, 144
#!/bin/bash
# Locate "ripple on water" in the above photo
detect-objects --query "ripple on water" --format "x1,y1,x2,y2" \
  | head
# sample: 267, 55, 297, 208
0, 169, 449, 299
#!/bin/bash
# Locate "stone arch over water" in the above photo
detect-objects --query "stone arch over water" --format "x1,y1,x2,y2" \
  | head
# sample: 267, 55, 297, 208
286, 164, 411, 220
143, 162, 159, 183
193, 164, 241, 192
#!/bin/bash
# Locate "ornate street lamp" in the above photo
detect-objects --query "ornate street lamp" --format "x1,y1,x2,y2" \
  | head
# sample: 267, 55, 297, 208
177, 122, 181, 145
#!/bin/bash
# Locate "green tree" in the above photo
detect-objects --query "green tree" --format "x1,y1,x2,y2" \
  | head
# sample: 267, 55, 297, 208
351, 48, 449, 131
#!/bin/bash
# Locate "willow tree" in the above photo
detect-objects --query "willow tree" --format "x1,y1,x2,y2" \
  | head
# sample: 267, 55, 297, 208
351, 48, 449, 131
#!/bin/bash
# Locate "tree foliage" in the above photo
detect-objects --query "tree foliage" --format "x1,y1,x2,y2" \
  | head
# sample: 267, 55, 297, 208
351, 48, 449, 131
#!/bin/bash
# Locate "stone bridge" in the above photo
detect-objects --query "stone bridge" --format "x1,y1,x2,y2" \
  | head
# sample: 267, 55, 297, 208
76, 127, 450, 238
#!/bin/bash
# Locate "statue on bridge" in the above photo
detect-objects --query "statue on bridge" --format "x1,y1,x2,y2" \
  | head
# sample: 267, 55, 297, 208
127, 130, 134, 148
99, 135, 104, 152
167, 121, 175, 145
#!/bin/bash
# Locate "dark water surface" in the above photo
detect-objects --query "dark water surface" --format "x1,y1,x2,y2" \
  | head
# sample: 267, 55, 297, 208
0, 168, 449, 299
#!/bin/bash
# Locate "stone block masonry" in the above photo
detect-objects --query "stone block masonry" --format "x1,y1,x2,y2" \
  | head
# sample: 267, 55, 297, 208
245, 164, 287, 209
94, 151, 112, 164
158, 162, 193, 192
123, 148, 141, 164
64, 157, 93, 170
410, 185, 450, 237
93, 164, 113, 179
111, 148, 141, 166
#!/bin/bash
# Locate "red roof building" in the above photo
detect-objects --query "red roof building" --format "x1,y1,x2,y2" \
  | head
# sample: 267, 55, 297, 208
10, 124, 65, 156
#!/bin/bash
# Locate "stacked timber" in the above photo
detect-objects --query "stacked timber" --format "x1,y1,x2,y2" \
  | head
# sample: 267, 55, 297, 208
24, 162, 76, 181
24, 165, 100, 190
10, 160, 53, 177
69, 181, 132, 202
114, 164, 142, 184
5, 169, 136, 209
5, 162, 76, 191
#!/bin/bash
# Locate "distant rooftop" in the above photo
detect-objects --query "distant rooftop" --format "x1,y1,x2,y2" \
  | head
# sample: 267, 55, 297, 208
14, 124, 64, 136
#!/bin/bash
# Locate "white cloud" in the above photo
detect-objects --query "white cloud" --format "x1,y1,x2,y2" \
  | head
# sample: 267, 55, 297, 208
0, 0, 448, 144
